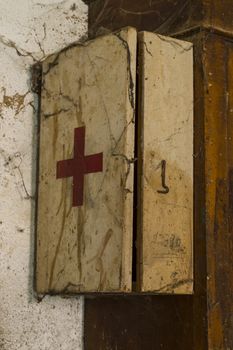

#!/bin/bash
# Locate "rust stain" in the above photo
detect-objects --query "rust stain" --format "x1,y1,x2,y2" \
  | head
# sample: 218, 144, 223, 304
154, 278, 193, 293
97, 257, 107, 291
99, 229, 113, 258
66, 198, 73, 218
77, 208, 84, 281
76, 93, 83, 125
49, 147, 71, 290
85, 49, 116, 148
56, 145, 66, 216
87, 228, 113, 265
52, 114, 58, 160
0, 88, 29, 115
49, 178, 68, 290
86, 229, 113, 290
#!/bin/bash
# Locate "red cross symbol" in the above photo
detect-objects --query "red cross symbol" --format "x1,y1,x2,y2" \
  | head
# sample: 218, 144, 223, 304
56, 127, 103, 207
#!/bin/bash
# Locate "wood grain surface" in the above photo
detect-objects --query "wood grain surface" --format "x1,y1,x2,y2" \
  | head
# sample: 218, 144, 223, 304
204, 34, 233, 350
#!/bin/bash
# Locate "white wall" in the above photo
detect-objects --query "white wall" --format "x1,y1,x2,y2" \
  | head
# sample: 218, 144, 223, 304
0, 1, 87, 349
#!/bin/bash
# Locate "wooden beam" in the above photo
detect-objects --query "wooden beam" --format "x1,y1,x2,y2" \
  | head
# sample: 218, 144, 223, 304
203, 33, 233, 350
85, 296, 195, 350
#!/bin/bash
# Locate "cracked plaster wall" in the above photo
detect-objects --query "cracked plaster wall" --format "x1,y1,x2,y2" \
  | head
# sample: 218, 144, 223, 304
0, 1, 87, 349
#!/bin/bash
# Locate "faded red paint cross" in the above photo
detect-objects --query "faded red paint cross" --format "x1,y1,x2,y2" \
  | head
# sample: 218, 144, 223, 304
56, 127, 103, 207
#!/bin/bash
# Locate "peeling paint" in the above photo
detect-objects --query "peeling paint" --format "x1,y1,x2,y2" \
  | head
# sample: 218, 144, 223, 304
0, 88, 30, 116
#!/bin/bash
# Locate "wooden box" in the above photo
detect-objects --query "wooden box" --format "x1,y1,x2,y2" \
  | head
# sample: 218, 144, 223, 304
36, 28, 193, 295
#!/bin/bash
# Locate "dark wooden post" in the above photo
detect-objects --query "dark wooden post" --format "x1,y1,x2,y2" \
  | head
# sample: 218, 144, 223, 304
85, 1, 233, 349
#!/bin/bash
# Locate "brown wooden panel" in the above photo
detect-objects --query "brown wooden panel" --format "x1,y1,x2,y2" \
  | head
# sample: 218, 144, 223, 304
85, 295, 194, 350
203, 34, 233, 350
203, 0, 233, 35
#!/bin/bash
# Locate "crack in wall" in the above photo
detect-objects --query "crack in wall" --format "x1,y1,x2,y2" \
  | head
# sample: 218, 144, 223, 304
0, 149, 33, 200
0, 34, 38, 62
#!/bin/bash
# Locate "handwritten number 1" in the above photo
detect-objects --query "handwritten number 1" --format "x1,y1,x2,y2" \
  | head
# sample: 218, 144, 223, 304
157, 160, 169, 194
